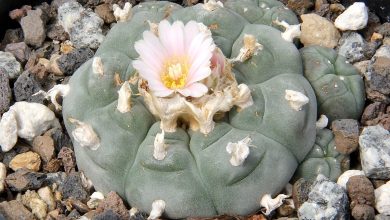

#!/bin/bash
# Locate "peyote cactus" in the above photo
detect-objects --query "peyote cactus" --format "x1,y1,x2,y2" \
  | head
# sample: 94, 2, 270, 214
62, 0, 365, 218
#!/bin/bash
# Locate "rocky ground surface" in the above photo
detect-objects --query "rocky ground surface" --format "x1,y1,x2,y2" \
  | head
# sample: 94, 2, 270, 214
0, 0, 390, 219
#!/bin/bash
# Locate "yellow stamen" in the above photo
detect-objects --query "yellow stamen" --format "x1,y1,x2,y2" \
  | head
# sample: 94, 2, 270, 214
161, 57, 189, 89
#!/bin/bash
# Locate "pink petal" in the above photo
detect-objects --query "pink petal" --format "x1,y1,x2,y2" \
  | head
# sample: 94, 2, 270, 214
132, 60, 160, 81
184, 21, 200, 50
142, 31, 168, 61
187, 66, 211, 85
171, 21, 185, 55
152, 88, 174, 97
134, 40, 163, 73
177, 82, 208, 97
159, 20, 185, 57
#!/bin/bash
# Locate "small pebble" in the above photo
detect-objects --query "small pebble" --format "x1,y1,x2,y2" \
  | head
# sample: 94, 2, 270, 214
0, 51, 22, 79
359, 125, 390, 179
5, 42, 31, 63
47, 24, 69, 41
351, 204, 375, 220
332, 119, 359, 154
30, 198, 48, 220
298, 175, 349, 219
38, 186, 56, 211
9, 151, 42, 172
56, 47, 94, 75
300, 13, 340, 48
337, 31, 366, 63
0, 200, 34, 219
375, 181, 390, 215
95, 3, 116, 24
67, 197, 90, 214
5, 168, 46, 192
20, 9, 47, 47
1, 29, 24, 48
60, 172, 89, 202
292, 178, 312, 209
0, 70, 11, 115
87, 191, 104, 209
335, 2, 368, 31
9, 5, 32, 21
43, 159, 62, 173
67, 209, 81, 218
337, 170, 365, 189
96, 191, 130, 220
93, 209, 121, 220
58, 147, 76, 173
32, 135, 55, 163
346, 175, 375, 215
13, 71, 45, 103
58, 1, 105, 49
0, 162, 6, 193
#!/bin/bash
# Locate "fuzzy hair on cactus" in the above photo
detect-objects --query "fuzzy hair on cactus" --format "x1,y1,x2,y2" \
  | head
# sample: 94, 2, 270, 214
62, 0, 365, 218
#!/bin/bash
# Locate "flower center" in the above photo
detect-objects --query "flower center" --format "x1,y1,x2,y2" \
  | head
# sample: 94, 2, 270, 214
161, 57, 189, 89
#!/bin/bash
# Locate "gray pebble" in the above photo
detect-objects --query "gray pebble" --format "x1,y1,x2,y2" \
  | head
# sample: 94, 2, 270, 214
58, 2, 104, 49
359, 125, 390, 179
0, 70, 11, 115
5, 169, 46, 192
4, 42, 31, 64
20, 9, 46, 48
338, 31, 366, 63
93, 210, 122, 220
0, 51, 22, 79
13, 71, 45, 103
60, 172, 89, 202
298, 174, 349, 219
56, 48, 94, 75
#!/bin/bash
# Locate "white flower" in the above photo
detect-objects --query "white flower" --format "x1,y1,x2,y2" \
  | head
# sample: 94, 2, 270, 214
133, 20, 216, 98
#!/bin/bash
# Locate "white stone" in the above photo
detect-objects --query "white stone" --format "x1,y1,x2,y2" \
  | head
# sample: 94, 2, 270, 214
285, 90, 309, 111
117, 81, 132, 113
68, 118, 100, 150
226, 137, 251, 166
0, 51, 22, 79
153, 131, 167, 160
274, 20, 301, 42
45, 84, 70, 111
38, 186, 56, 211
0, 110, 18, 152
58, 2, 104, 49
316, 114, 328, 129
375, 181, 390, 215
337, 170, 365, 189
260, 194, 289, 216
0, 163, 6, 193
335, 2, 368, 31
359, 125, 390, 179
113, 2, 132, 22
92, 57, 104, 76
0, 102, 59, 152
87, 191, 104, 209
148, 200, 166, 220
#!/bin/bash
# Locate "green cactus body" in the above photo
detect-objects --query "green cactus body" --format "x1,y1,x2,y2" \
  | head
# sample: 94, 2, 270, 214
300, 46, 365, 122
293, 128, 349, 182
62, 1, 364, 218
